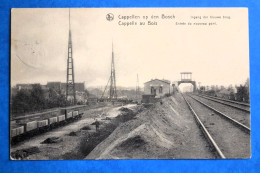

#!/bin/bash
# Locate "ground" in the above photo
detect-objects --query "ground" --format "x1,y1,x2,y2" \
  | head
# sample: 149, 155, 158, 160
11, 93, 250, 160
10, 104, 134, 160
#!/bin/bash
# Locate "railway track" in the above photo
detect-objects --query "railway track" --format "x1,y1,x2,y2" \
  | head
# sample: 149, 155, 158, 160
189, 95, 250, 132
199, 94, 250, 107
191, 94, 250, 128
194, 94, 250, 113
182, 93, 250, 159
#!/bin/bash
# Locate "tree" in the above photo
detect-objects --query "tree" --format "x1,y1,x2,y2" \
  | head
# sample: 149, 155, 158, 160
236, 84, 250, 103
47, 88, 67, 108
220, 85, 225, 90
11, 89, 31, 114
215, 85, 220, 92
211, 85, 216, 91
30, 84, 46, 111
245, 78, 249, 88
199, 86, 205, 93
245, 78, 250, 102
229, 91, 235, 100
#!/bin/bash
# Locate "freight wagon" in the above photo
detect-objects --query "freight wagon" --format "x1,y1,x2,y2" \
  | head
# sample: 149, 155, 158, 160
11, 105, 87, 144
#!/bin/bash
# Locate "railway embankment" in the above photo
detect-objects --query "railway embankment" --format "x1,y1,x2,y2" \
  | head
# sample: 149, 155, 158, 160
61, 105, 145, 159
85, 93, 214, 159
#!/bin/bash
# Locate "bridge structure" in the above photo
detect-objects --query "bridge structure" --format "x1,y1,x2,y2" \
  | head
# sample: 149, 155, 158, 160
176, 72, 197, 92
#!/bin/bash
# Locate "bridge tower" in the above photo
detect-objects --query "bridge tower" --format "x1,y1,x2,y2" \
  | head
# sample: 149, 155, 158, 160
66, 9, 76, 105
177, 72, 197, 92
109, 43, 117, 100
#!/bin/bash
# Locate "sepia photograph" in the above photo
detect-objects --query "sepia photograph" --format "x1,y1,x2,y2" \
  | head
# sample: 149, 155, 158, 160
10, 8, 250, 160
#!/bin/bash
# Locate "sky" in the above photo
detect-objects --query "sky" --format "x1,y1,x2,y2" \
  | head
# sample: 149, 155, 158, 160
11, 8, 249, 88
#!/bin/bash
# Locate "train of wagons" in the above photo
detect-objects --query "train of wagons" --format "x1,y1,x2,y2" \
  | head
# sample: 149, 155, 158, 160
10, 105, 86, 144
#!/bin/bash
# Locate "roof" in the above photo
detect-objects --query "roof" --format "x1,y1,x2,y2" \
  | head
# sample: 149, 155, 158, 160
144, 79, 171, 84
180, 72, 192, 74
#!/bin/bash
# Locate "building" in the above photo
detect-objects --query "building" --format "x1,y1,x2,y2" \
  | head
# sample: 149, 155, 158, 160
87, 95, 98, 104
60, 82, 85, 93
16, 83, 38, 90
171, 83, 179, 94
47, 82, 61, 92
41, 85, 50, 99
74, 82, 85, 92
144, 79, 171, 98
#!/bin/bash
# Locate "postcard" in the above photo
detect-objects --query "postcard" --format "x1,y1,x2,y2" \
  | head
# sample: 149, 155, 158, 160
10, 8, 250, 160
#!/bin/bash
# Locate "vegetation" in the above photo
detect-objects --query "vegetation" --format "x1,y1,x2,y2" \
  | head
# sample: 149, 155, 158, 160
236, 85, 250, 102
200, 78, 250, 103
11, 84, 74, 115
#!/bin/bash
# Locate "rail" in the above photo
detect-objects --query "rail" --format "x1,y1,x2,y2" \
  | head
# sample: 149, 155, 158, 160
189, 95, 251, 133
199, 94, 250, 107
193, 94, 250, 113
182, 93, 226, 159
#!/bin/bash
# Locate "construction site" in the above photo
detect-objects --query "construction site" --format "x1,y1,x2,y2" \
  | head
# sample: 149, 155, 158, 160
10, 9, 250, 160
